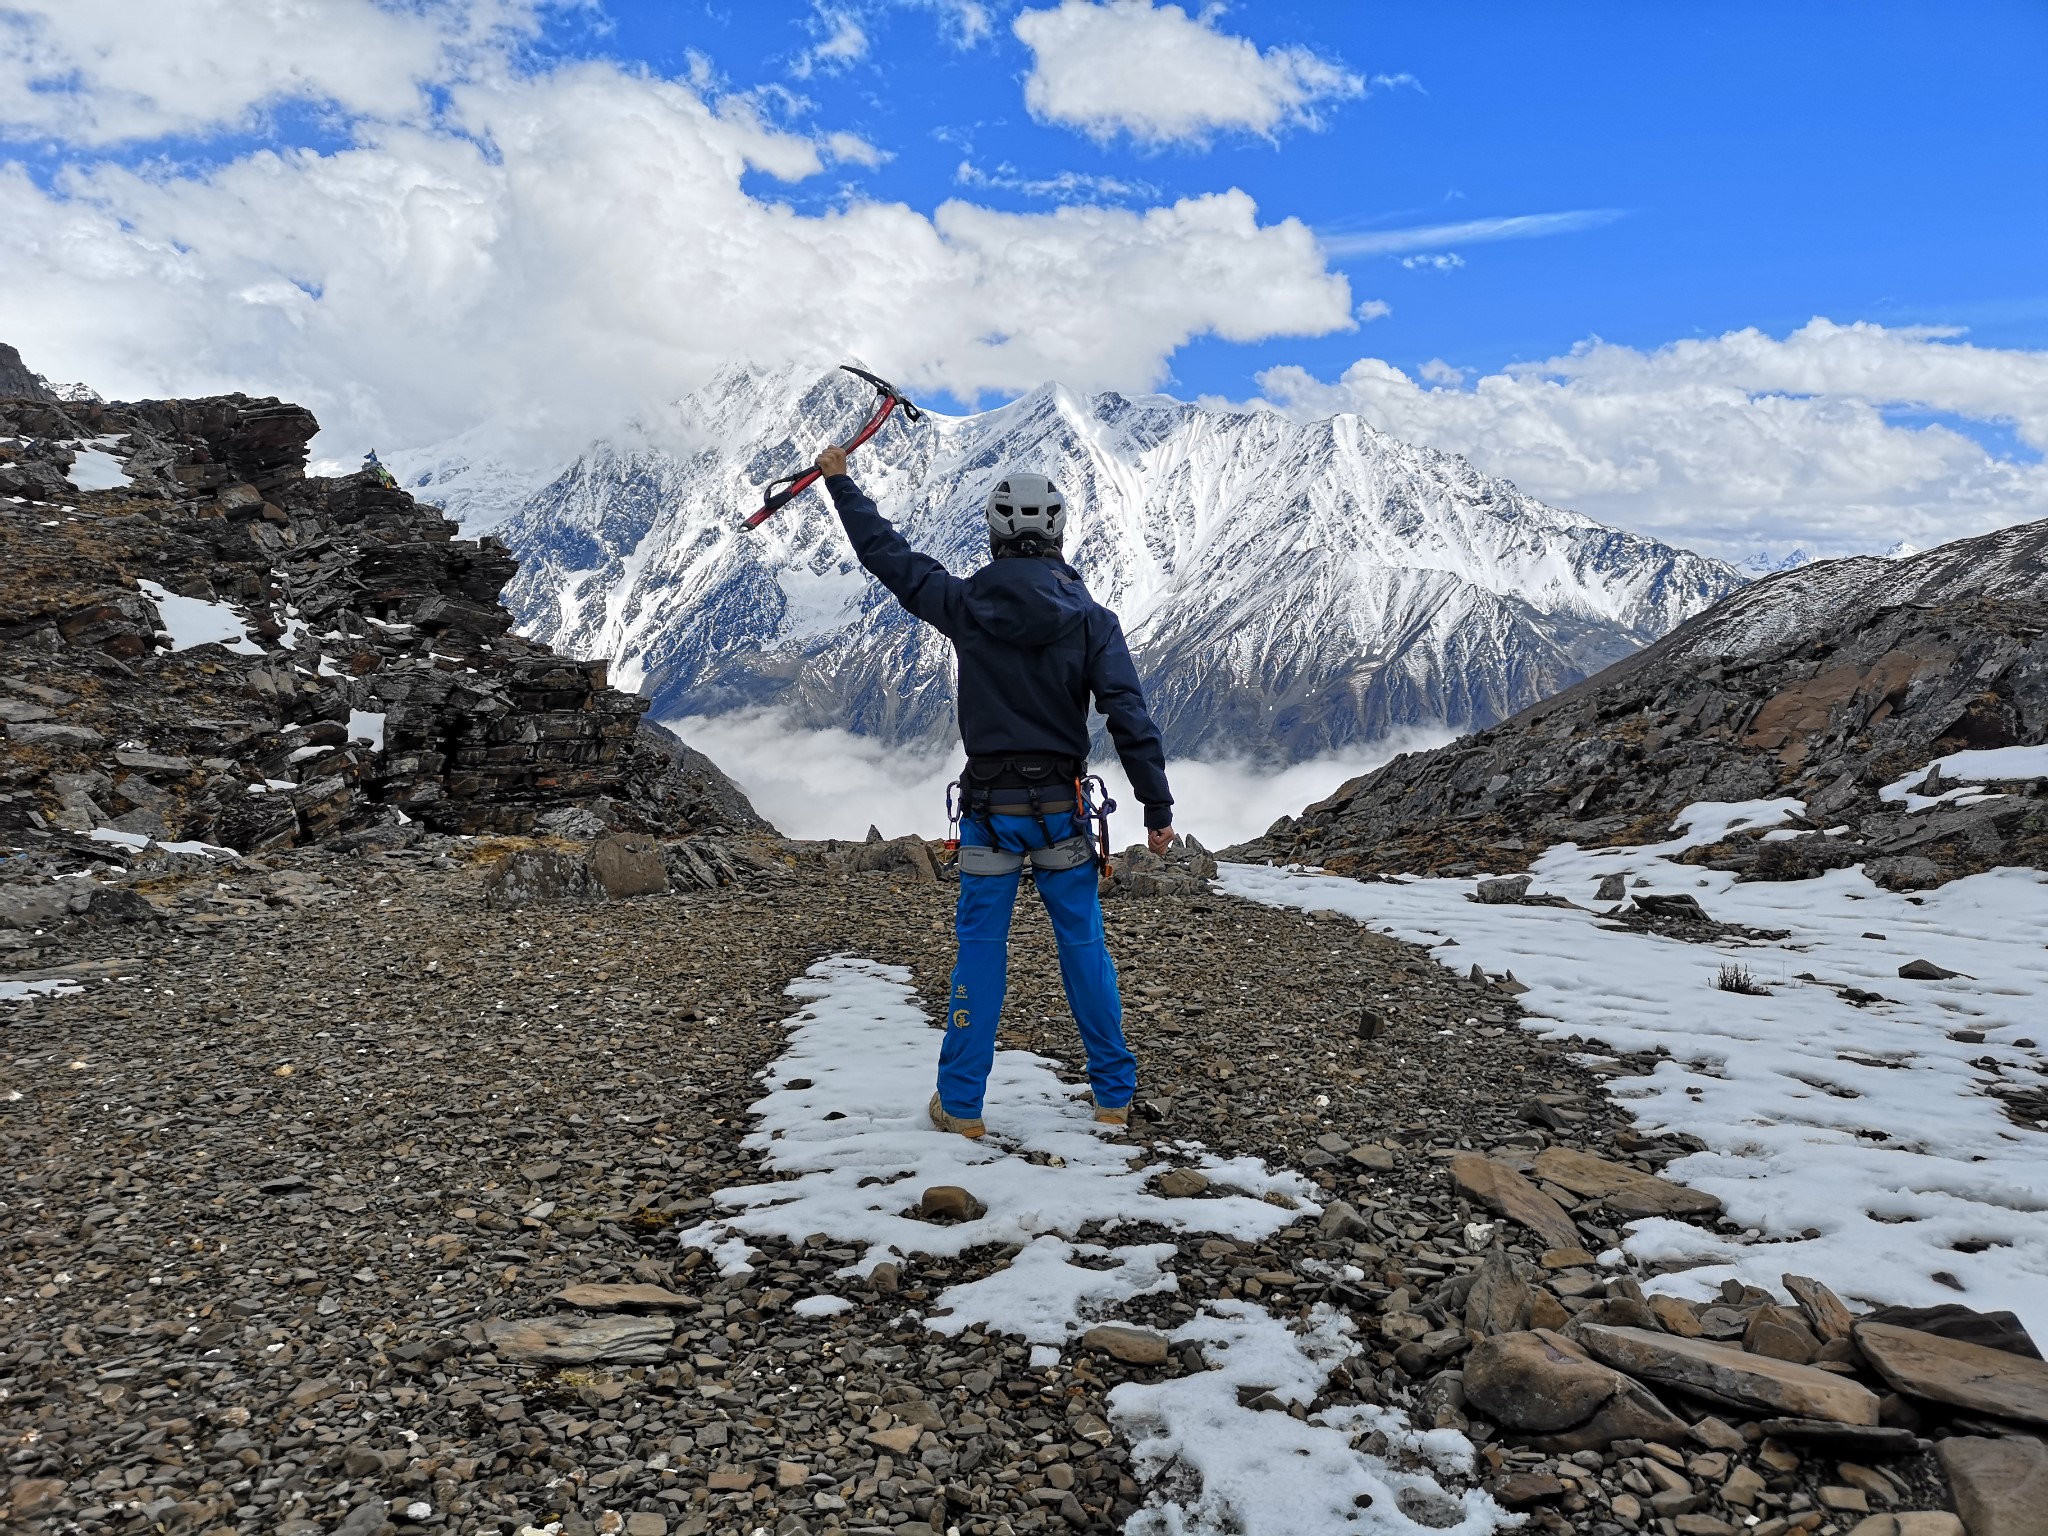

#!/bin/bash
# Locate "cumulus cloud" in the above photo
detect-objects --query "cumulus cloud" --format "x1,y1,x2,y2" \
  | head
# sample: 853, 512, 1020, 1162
1254, 319, 2048, 560
670, 710, 1446, 848
0, 0, 540, 144
1014, 0, 1362, 146
1, 48, 1354, 458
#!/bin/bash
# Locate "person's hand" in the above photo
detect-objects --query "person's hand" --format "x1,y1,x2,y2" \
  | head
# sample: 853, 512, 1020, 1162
1148, 826, 1176, 856
815, 444, 848, 478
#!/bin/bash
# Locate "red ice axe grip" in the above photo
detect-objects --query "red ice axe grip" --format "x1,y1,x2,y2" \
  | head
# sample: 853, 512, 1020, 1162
743, 366, 922, 529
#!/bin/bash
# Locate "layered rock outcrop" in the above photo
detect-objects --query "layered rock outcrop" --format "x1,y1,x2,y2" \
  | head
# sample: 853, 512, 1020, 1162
1, 358, 768, 854
1235, 518, 2048, 888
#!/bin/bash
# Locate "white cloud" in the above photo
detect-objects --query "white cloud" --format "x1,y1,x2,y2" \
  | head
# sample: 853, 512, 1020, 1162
1321, 208, 1621, 260
1014, 0, 1362, 146
1400, 251, 1462, 271
1, 55, 1353, 459
1254, 319, 2048, 560
1354, 298, 1391, 321
955, 159, 1161, 202
0, 0, 541, 144
793, 6, 871, 77
669, 710, 1446, 848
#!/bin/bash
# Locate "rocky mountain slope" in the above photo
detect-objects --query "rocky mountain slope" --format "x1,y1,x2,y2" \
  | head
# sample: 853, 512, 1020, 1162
1235, 516, 2048, 887
449, 365, 1744, 760
0, 358, 767, 859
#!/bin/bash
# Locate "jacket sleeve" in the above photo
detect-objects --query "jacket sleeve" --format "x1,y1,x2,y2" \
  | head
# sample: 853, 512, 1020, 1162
826, 474, 966, 636
1087, 609, 1174, 828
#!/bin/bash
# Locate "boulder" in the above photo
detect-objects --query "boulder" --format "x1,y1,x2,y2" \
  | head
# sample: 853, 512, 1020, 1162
1783, 1273, 1858, 1343
1081, 1325, 1169, 1365
1577, 1324, 1881, 1424
1464, 1251, 1533, 1336
1448, 1153, 1582, 1251
590, 832, 669, 898
1464, 1328, 1686, 1449
1530, 1145, 1723, 1218
485, 848, 598, 904
1854, 1322, 2048, 1426
550, 1283, 699, 1312
1859, 1304, 2040, 1360
1935, 1436, 2048, 1536
483, 1315, 674, 1364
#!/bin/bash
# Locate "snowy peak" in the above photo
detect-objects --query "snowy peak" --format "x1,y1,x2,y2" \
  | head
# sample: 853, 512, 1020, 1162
439, 365, 1746, 761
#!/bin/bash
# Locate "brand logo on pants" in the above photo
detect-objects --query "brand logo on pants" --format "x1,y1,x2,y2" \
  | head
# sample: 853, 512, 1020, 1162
951, 1008, 971, 1029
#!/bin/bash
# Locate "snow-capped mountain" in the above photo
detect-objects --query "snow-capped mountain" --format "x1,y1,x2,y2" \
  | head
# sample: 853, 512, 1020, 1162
449, 365, 1745, 761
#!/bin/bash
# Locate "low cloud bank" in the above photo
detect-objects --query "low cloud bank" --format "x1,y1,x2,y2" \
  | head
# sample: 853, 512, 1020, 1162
669, 711, 1454, 849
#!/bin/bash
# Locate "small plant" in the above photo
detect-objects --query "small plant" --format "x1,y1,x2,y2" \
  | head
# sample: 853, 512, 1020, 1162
1715, 962, 1771, 996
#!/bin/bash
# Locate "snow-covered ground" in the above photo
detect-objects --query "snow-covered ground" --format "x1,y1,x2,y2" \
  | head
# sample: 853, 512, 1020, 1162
1223, 794, 2048, 1345
680, 956, 1509, 1536
137, 580, 262, 655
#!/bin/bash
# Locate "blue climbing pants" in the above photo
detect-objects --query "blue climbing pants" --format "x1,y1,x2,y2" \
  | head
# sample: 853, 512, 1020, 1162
937, 810, 1136, 1118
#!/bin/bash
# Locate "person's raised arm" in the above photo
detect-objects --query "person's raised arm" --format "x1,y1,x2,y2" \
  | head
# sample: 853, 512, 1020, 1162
1086, 610, 1176, 851
816, 445, 966, 635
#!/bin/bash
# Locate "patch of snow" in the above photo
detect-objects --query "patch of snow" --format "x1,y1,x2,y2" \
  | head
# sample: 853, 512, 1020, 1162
789, 1295, 852, 1318
88, 828, 151, 851
1665, 797, 1805, 848
86, 827, 232, 858
1112, 1303, 1506, 1536
136, 580, 262, 655
1223, 836, 2048, 1343
1880, 744, 2048, 810
347, 710, 387, 752
686, 956, 1501, 1534
1, 978, 83, 1002
287, 746, 326, 763
65, 448, 132, 491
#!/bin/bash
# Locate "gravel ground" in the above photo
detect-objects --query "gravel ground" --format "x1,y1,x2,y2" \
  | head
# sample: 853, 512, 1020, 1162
4, 844, 1706, 1536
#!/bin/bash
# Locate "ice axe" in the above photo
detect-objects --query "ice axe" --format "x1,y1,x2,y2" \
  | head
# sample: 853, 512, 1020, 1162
743, 365, 923, 529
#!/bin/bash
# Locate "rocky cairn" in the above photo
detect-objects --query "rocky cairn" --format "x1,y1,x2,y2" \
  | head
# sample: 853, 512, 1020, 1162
1234, 518, 2048, 890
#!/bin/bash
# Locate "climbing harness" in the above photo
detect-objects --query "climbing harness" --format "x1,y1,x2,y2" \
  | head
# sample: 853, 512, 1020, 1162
942, 756, 1116, 877
743, 365, 924, 529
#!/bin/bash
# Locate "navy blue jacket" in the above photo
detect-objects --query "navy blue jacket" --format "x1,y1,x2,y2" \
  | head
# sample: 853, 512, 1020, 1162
827, 475, 1173, 828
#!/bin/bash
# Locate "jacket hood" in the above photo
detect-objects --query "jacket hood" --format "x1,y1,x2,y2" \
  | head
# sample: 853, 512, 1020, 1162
963, 556, 1091, 646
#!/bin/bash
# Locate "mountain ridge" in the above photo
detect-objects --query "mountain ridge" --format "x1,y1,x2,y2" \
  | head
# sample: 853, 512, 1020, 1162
436, 364, 1746, 762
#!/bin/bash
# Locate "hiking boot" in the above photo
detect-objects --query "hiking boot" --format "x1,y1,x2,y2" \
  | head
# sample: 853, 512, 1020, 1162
928, 1092, 986, 1140
1091, 1095, 1130, 1129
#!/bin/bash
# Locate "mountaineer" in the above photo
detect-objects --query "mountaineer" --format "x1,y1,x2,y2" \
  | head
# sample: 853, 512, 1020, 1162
814, 444, 1176, 1139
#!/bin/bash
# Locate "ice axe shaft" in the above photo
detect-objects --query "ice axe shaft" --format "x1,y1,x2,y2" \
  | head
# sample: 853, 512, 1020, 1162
744, 365, 923, 529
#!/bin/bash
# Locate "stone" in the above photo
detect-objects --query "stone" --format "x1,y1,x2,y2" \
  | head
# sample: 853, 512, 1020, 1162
1845, 1517, 1967, 1536
1155, 1167, 1210, 1199
482, 1314, 674, 1364
1675, 1518, 1737, 1536
919, 1185, 983, 1221
867, 1424, 921, 1454
1528, 1291, 1570, 1331
590, 833, 669, 898
1541, 1247, 1600, 1270
1462, 1328, 1678, 1442
1530, 1145, 1723, 1219
1488, 1471, 1565, 1507
1723, 1465, 1767, 1507
1822, 1487, 1873, 1513
1897, 959, 1963, 980
550, 1283, 699, 1311
1693, 1416, 1747, 1452
1464, 1251, 1533, 1336
1938, 1437, 2048, 1536
1596, 873, 1627, 902
487, 848, 599, 904
1577, 1325, 1881, 1424
1081, 1324, 1169, 1365
776, 1460, 807, 1489
1349, 1144, 1397, 1172
1745, 1306, 1822, 1364
706, 1467, 755, 1491
1783, 1273, 1858, 1343
1753, 1419, 1921, 1457
1855, 1322, 2048, 1426
1448, 1152, 1582, 1251
1317, 1198, 1372, 1239
625, 1517, 668, 1536
1475, 875, 1533, 904
1652, 1294, 1707, 1337
1860, 1304, 2041, 1360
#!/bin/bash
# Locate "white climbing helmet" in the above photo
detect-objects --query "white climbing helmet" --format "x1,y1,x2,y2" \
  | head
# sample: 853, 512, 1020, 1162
984, 472, 1067, 545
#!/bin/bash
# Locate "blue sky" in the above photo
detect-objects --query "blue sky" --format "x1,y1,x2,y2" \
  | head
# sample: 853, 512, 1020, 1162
2, 0, 2044, 559
527, 0, 2048, 410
